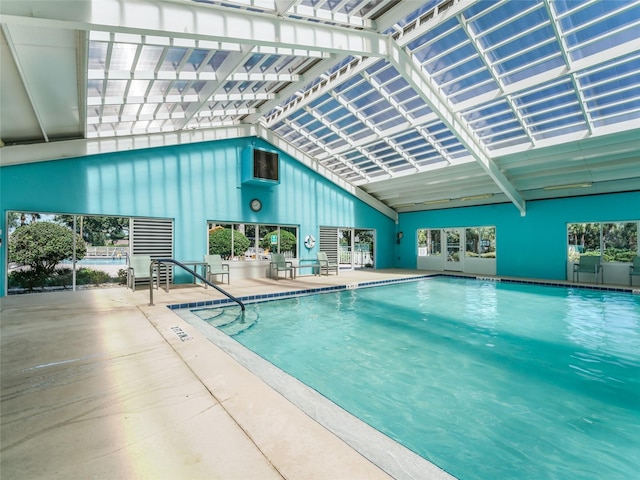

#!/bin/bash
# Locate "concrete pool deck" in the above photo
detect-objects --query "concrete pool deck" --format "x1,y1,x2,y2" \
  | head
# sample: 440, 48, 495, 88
2, 269, 628, 479
1, 269, 456, 480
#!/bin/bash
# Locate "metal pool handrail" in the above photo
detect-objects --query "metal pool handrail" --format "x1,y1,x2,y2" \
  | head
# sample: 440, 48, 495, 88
148, 258, 245, 310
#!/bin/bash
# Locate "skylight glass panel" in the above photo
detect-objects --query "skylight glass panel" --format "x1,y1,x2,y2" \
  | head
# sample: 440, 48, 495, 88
88, 42, 108, 70
531, 123, 585, 139
486, 25, 556, 64
208, 51, 230, 71
425, 42, 477, 75
109, 44, 138, 71
243, 53, 264, 71
185, 49, 211, 71
472, 1, 541, 32
352, 91, 383, 110
128, 80, 150, 97
496, 44, 562, 79
358, 0, 389, 18
136, 45, 164, 71
104, 80, 127, 97
590, 98, 640, 119
478, 7, 548, 48
445, 71, 494, 99
332, 114, 358, 132
462, 101, 510, 123
367, 65, 398, 85
580, 71, 640, 98
406, 17, 458, 52
395, 0, 439, 27
578, 54, 640, 87
160, 47, 189, 71
563, 4, 640, 60
87, 80, 103, 97
139, 103, 158, 115
147, 80, 172, 97
593, 110, 640, 127
433, 56, 485, 86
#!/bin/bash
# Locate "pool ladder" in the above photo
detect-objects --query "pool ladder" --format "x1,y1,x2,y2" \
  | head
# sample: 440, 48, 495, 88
148, 258, 245, 311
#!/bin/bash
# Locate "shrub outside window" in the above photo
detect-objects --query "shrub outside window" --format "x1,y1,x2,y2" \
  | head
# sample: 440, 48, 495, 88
208, 222, 298, 260
568, 221, 638, 262
465, 227, 496, 258
417, 229, 442, 256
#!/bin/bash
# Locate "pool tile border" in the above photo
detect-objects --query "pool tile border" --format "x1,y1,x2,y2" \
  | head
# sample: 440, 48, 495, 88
168, 273, 636, 310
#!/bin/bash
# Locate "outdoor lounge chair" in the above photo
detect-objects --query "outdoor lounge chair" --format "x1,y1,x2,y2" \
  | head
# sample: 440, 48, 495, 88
572, 255, 602, 284
204, 254, 229, 284
127, 254, 159, 292
270, 253, 295, 280
316, 251, 338, 276
630, 256, 640, 286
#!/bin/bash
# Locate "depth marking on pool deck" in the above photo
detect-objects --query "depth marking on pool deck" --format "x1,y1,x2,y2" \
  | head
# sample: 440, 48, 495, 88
170, 326, 193, 341
476, 276, 500, 281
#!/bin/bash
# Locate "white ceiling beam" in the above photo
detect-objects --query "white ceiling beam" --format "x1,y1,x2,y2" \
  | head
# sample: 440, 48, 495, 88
289, 4, 374, 29
392, 0, 481, 47
256, 125, 398, 221
386, 38, 526, 215
262, 56, 378, 127
457, 13, 535, 147
0, 0, 388, 57
1, 23, 49, 142
0, 124, 257, 166
284, 117, 372, 182
305, 106, 391, 176
174, 46, 255, 130
242, 52, 348, 123
261, 0, 474, 128
274, 0, 302, 15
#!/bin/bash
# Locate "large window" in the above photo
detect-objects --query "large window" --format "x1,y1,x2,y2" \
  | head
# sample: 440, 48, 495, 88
568, 221, 638, 262
7, 211, 130, 294
418, 227, 496, 258
465, 226, 496, 258
207, 222, 297, 261
417, 229, 442, 256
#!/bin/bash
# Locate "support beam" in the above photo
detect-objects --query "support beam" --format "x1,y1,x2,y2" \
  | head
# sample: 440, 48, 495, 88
0, 125, 256, 166
1, 23, 49, 142
257, 125, 398, 221
386, 38, 526, 215
0, 0, 388, 57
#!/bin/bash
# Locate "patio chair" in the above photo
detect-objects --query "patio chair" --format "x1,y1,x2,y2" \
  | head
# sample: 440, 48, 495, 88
270, 253, 295, 280
204, 254, 229, 284
572, 255, 602, 284
630, 256, 640, 286
127, 254, 159, 292
316, 251, 338, 276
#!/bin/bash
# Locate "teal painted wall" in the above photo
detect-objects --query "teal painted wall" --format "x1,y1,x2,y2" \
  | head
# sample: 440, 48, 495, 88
0, 137, 396, 295
397, 191, 640, 280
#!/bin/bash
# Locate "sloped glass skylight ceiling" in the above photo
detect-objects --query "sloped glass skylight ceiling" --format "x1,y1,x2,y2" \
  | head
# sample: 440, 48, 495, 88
578, 53, 640, 126
558, 1, 640, 60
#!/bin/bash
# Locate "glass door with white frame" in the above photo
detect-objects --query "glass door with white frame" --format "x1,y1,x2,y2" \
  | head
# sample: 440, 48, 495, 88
445, 228, 463, 271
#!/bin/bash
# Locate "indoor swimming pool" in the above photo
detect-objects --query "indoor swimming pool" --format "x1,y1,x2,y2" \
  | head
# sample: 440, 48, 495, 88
190, 277, 640, 480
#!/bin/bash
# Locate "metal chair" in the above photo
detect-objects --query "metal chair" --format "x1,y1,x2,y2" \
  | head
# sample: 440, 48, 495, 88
316, 251, 339, 276
572, 255, 602, 284
204, 254, 230, 284
127, 254, 159, 291
630, 256, 640, 286
270, 253, 295, 280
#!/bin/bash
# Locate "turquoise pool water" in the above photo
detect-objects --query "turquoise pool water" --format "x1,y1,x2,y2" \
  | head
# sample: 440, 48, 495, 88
196, 277, 640, 479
